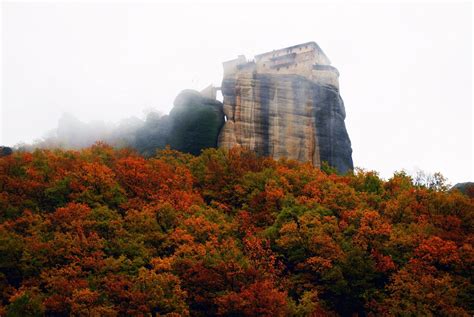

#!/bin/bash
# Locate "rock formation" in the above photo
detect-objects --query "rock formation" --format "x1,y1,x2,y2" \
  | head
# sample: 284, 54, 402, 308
217, 42, 353, 173
134, 90, 225, 156
452, 182, 474, 198
0, 146, 13, 157
168, 90, 225, 155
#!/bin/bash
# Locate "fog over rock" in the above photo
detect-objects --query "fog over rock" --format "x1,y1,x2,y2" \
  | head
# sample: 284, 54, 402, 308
21, 42, 353, 173
167, 90, 225, 155
134, 89, 225, 156
24, 90, 225, 157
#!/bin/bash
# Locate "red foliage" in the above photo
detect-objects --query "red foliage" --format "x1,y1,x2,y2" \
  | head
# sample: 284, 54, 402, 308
216, 280, 288, 317
0, 145, 472, 316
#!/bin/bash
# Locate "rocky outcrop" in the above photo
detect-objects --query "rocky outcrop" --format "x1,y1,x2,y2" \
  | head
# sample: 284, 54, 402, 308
134, 90, 225, 156
137, 42, 352, 172
168, 90, 225, 155
218, 74, 353, 173
452, 182, 474, 198
218, 42, 353, 173
0, 146, 13, 157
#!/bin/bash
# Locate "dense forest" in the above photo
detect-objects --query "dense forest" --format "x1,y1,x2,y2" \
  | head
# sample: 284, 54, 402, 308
0, 144, 472, 316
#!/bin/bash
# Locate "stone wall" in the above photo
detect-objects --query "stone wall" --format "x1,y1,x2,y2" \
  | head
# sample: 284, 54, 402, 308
224, 42, 337, 88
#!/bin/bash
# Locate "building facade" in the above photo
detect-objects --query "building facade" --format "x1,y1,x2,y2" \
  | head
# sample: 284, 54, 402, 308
222, 42, 340, 89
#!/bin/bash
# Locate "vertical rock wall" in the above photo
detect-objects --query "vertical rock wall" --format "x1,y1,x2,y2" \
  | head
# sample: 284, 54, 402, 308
218, 73, 353, 173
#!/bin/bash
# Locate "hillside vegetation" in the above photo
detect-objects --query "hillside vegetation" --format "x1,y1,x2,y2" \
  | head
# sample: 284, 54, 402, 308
0, 144, 472, 316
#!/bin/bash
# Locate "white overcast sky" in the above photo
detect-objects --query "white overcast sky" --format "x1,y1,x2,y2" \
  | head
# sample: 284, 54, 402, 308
1, 1, 473, 184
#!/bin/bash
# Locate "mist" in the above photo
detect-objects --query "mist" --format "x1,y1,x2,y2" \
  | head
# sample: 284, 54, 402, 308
2, 2, 472, 184
18, 110, 173, 157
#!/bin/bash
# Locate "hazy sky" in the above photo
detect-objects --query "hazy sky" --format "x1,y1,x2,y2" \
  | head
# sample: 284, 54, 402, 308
1, 1, 472, 184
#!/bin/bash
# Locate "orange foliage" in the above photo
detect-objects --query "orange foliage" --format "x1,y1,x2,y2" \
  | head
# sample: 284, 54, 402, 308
0, 145, 472, 316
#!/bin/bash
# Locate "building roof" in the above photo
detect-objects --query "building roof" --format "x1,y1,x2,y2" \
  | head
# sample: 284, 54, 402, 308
254, 41, 329, 61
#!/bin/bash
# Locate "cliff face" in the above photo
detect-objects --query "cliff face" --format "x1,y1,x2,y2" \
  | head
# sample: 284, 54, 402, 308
169, 90, 225, 155
133, 90, 225, 156
218, 74, 353, 173
135, 42, 352, 172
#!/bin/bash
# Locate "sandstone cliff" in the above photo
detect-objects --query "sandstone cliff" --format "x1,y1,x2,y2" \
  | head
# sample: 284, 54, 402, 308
218, 42, 353, 173
128, 42, 353, 172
